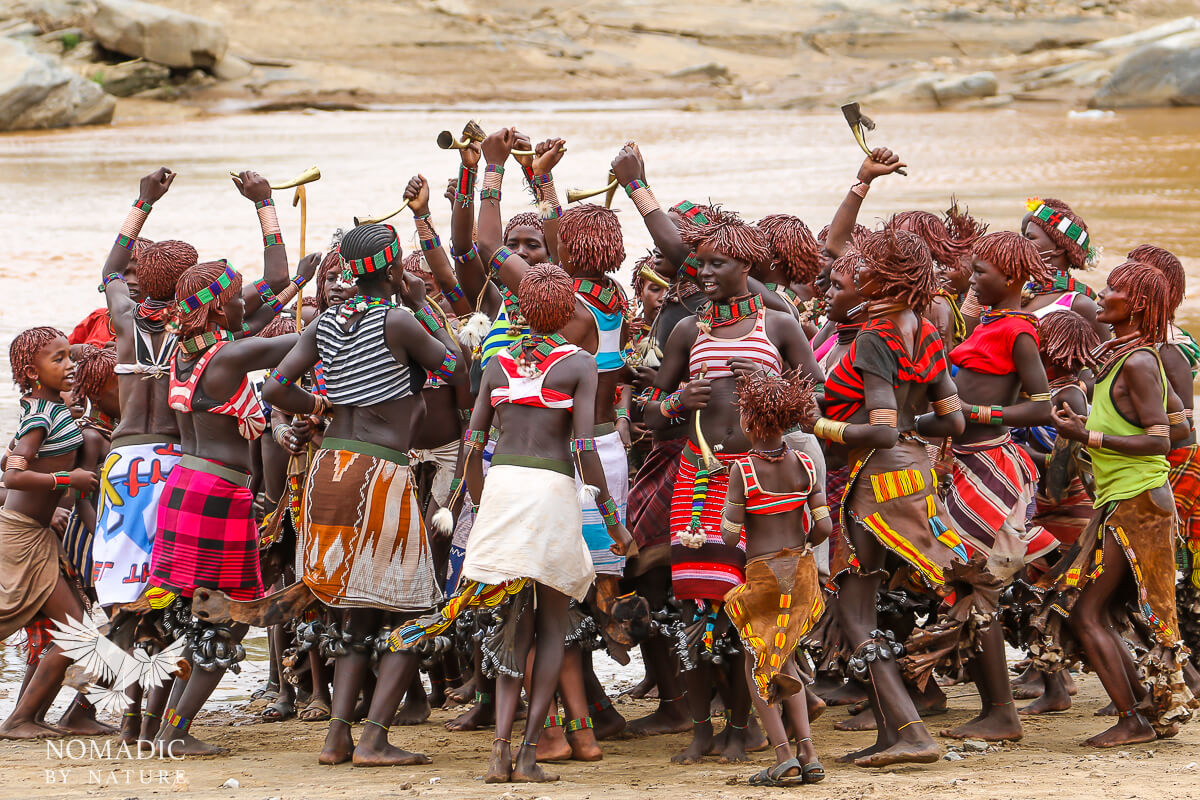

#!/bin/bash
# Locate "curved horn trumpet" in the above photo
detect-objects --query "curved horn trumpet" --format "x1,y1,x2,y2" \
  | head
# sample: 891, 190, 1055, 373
353, 200, 411, 226
228, 166, 321, 190
511, 143, 568, 158
567, 172, 619, 208
437, 120, 488, 151
638, 263, 670, 290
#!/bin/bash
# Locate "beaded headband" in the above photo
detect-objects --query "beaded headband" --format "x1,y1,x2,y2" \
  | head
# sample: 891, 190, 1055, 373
1025, 197, 1090, 253
671, 201, 710, 227
177, 261, 237, 315
344, 224, 401, 277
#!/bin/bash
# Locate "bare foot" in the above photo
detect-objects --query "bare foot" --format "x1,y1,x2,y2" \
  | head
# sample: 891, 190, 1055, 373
566, 727, 603, 761
0, 719, 64, 739
140, 716, 162, 742
1064, 670, 1078, 696
627, 673, 656, 700
318, 721, 354, 765
854, 739, 941, 767
1157, 723, 1180, 739
592, 704, 626, 740
837, 740, 888, 764
58, 706, 117, 736
1020, 674, 1072, 716
484, 739, 512, 783
446, 700, 494, 731
158, 731, 226, 756
353, 741, 431, 766
744, 716, 768, 753
806, 687, 827, 723
820, 680, 869, 707
392, 693, 431, 726
119, 713, 141, 745
835, 707, 877, 732
623, 702, 690, 738
671, 725, 714, 764
446, 677, 475, 707
537, 725, 573, 762
1095, 701, 1118, 717
717, 726, 748, 763
512, 744, 559, 782
940, 709, 1022, 742
1084, 715, 1156, 748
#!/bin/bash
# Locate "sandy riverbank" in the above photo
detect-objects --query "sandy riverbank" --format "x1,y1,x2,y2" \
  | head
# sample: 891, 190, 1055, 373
3, 671, 1197, 800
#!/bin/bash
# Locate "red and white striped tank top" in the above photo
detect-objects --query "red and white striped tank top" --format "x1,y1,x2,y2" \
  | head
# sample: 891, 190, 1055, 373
490, 343, 581, 410
688, 309, 783, 380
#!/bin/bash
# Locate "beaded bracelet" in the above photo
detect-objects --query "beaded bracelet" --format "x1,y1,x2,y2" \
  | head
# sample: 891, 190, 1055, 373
255, 279, 284, 314
452, 242, 479, 265
455, 165, 476, 207
116, 199, 152, 250
626, 180, 660, 217
540, 201, 563, 221
270, 274, 308, 310
268, 368, 294, 387
646, 387, 664, 404
99, 272, 127, 293
479, 188, 501, 202
571, 438, 597, 453
52, 471, 72, 489
432, 350, 458, 381
530, 171, 554, 187
413, 304, 445, 335
488, 247, 514, 277
967, 404, 1003, 425
660, 390, 685, 419
615, 408, 629, 420
444, 283, 465, 302
600, 497, 620, 527
464, 429, 487, 451
680, 252, 702, 281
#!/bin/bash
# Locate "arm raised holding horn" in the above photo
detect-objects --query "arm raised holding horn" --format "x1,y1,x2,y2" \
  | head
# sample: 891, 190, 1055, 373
476, 127, 532, 294
512, 132, 568, 264
403, 175, 473, 320
822, 147, 906, 261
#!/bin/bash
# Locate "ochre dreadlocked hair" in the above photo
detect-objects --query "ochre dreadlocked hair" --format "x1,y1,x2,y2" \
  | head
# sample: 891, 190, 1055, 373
735, 369, 817, 441
137, 240, 199, 301
974, 231, 1053, 287
757, 214, 821, 285
1028, 197, 1089, 271
504, 212, 545, 243
259, 312, 296, 339
857, 224, 938, 311
316, 247, 344, 312
1128, 244, 1185, 314
818, 222, 870, 247
175, 261, 244, 338
73, 343, 117, 402
1107, 260, 1172, 344
402, 250, 428, 276
682, 206, 770, 267
890, 211, 965, 274
945, 199, 987, 251
830, 247, 862, 277
519, 263, 576, 333
559, 204, 625, 275
9, 326, 66, 393
632, 251, 654, 298
1037, 310, 1098, 374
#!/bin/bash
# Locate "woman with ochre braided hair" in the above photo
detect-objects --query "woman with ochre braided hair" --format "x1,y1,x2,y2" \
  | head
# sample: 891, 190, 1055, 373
148, 210, 319, 755
1034, 261, 1197, 747
645, 207, 822, 765
0, 328, 100, 740
390, 263, 634, 784
920, 231, 1059, 744
810, 224, 965, 767
1016, 197, 1109, 341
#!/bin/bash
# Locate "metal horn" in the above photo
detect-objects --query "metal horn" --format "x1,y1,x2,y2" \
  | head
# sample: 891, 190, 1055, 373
228, 166, 321, 190
567, 172, 619, 207
354, 200, 411, 226
638, 263, 670, 289
839, 102, 906, 176
437, 120, 487, 151
512, 143, 568, 158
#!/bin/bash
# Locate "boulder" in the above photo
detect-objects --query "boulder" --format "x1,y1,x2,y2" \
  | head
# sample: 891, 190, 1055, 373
92, 58, 169, 96
212, 54, 252, 81
858, 73, 942, 108
932, 71, 998, 104
0, 37, 114, 130
89, 0, 227, 70
1090, 30, 1200, 107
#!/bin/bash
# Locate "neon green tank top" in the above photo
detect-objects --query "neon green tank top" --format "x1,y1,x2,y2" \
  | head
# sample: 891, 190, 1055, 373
1086, 347, 1169, 507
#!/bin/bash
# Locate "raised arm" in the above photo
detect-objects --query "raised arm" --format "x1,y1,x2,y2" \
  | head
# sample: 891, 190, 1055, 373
823, 148, 905, 260
477, 127, 533, 294
102, 168, 176, 337
404, 175, 473, 318
611, 144, 691, 274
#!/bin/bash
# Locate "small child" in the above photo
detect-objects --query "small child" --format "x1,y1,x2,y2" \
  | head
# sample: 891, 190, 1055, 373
721, 369, 830, 786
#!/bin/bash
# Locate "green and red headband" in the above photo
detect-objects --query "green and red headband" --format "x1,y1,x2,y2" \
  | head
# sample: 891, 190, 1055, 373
1025, 197, 1090, 253
672, 201, 710, 227
177, 261, 237, 315
344, 224, 401, 277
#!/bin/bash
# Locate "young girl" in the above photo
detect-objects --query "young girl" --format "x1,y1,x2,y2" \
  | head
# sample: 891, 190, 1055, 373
0, 327, 99, 739
721, 369, 830, 786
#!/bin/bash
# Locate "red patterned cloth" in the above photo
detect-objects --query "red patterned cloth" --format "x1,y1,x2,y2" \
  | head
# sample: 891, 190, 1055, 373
628, 437, 686, 552
149, 462, 263, 601
1168, 444, 1200, 579
823, 316, 947, 422
68, 308, 115, 348
23, 617, 53, 665
669, 443, 745, 601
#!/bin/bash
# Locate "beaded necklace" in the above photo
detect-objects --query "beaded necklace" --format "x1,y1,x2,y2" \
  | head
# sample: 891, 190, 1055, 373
508, 332, 568, 376
699, 293, 762, 330
574, 278, 626, 316
81, 409, 117, 438
334, 295, 392, 328
1024, 272, 1099, 301
980, 308, 1038, 326
750, 443, 788, 463
177, 328, 235, 356
1091, 337, 1149, 381
135, 299, 173, 334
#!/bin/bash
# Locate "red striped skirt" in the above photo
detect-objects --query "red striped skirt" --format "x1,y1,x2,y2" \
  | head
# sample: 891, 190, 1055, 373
669, 442, 745, 601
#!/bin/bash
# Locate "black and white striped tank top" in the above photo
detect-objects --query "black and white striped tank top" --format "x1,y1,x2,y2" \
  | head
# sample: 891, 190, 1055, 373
315, 305, 412, 405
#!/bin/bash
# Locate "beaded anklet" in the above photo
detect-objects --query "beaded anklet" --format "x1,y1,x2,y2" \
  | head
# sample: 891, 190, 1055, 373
476, 691, 492, 705
566, 716, 594, 733
364, 719, 390, 732
544, 713, 564, 729
330, 716, 351, 726
163, 708, 190, 733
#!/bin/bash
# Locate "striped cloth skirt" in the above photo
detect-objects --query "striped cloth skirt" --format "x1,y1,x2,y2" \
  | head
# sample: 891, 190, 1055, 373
669, 442, 745, 601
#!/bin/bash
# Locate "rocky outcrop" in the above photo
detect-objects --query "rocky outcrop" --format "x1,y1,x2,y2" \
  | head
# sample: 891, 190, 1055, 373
858, 71, 998, 108
88, 0, 228, 69
0, 37, 114, 131
1090, 29, 1200, 107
